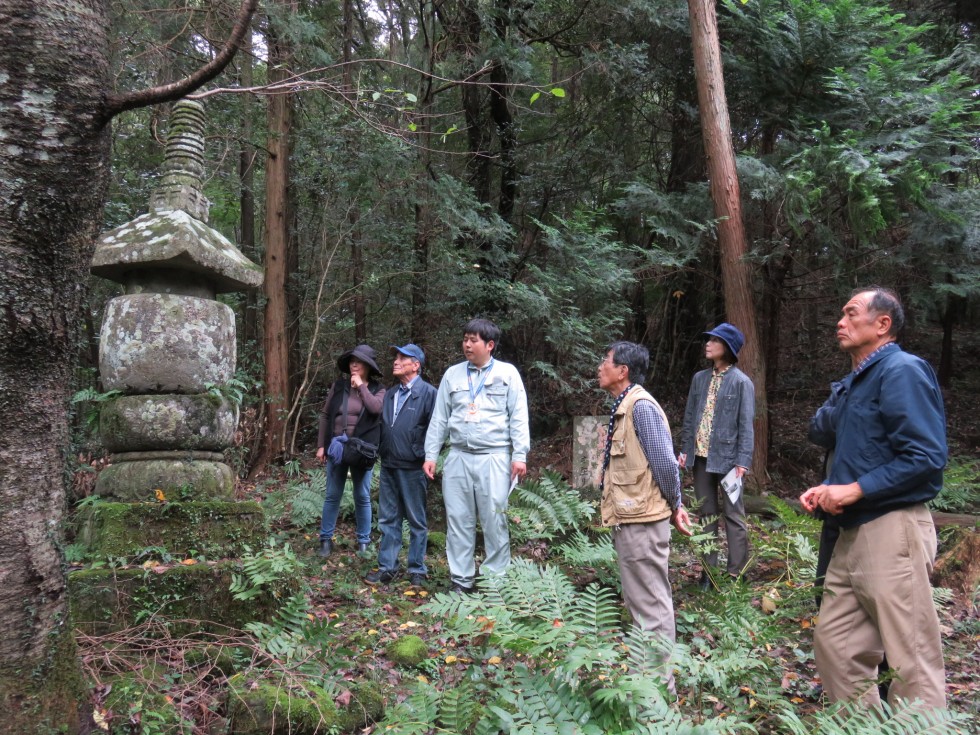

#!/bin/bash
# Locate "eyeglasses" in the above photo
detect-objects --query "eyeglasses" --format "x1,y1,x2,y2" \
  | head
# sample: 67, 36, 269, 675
599, 355, 623, 368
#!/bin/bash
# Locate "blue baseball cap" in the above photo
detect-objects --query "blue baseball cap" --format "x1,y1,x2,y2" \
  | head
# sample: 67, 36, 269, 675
704, 323, 745, 361
390, 343, 425, 365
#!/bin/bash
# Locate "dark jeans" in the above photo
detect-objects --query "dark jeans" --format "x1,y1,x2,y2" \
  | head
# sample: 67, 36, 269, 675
376, 465, 429, 575
319, 457, 373, 545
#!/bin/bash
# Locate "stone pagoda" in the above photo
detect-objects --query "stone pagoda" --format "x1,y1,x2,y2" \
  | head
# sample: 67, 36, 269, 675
70, 101, 272, 630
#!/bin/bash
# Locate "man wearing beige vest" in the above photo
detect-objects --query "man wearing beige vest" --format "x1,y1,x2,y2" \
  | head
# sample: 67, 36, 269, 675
597, 341, 691, 691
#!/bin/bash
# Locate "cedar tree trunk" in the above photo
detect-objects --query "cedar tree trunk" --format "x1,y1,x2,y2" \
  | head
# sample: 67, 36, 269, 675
688, 0, 769, 477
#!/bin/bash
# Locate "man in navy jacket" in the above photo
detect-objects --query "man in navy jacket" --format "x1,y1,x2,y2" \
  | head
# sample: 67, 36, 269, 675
365, 344, 437, 587
800, 287, 946, 709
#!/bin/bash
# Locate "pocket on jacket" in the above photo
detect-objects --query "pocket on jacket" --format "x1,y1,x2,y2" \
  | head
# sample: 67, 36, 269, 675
607, 465, 654, 518
484, 382, 509, 409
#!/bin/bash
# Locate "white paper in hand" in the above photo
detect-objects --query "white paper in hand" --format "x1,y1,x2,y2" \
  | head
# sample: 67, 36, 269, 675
508, 474, 520, 498
720, 467, 742, 504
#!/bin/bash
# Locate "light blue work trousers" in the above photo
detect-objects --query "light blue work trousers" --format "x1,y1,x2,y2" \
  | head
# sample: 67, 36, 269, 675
443, 450, 511, 588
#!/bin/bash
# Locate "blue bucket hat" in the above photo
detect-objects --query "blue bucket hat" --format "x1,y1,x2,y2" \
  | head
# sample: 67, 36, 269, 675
704, 323, 745, 361
390, 343, 425, 366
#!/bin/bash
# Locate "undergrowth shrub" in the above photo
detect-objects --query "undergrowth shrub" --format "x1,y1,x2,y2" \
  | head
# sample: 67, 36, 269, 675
383, 559, 737, 734
930, 456, 980, 513
508, 469, 595, 543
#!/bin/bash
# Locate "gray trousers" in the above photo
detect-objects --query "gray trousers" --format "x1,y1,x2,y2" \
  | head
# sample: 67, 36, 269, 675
693, 457, 749, 575
442, 450, 511, 587
614, 520, 676, 692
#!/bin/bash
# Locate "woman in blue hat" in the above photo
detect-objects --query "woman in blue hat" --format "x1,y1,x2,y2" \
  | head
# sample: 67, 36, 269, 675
678, 323, 755, 588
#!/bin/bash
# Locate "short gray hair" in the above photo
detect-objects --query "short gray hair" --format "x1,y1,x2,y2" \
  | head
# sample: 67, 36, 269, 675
851, 286, 905, 338
606, 341, 649, 385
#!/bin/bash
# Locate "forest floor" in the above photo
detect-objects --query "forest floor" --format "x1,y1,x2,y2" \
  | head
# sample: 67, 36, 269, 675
273, 483, 978, 733
75, 328, 980, 732
236, 375, 980, 732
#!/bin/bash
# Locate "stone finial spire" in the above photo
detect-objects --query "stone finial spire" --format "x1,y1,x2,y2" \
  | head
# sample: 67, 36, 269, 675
91, 99, 262, 294
149, 100, 210, 223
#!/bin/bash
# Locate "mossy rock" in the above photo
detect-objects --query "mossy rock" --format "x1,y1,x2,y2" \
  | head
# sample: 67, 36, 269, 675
69, 560, 296, 633
226, 677, 337, 734
386, 634, 429, 667
335, 681, 385, 733
426, 531, 446, 552
95, 459, 235, 500
75, 500, 265, 559
98, 293, 236, 393
100, 393, 238, 453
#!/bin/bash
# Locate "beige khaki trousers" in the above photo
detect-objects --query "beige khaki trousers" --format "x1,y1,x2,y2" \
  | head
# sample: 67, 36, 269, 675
814, 504, 946, 709
614, 520, 675, 692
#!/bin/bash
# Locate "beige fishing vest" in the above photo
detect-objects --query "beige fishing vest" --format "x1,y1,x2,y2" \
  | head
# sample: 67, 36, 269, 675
601, 386, 673, 526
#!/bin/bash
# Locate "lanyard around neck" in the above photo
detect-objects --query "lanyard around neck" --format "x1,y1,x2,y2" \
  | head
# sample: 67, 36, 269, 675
467, 358, 495, 403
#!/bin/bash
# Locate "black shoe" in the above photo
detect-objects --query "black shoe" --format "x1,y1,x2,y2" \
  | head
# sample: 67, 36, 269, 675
698, 572, 713, 591
365, 569, 401, 585
357, 542, 371, 556
318, 539, 332, 558
450, 582, 474, 595
408, 573, 427, 587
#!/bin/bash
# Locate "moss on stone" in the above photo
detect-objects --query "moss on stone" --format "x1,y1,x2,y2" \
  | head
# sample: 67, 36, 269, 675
94, 459, 235, 500
335, 681, 385, 732
75, 499, 265, 558
226, 677, 338, 735
0, 606, 87, 734
386, 634, 429, 667
69, 560, 295, 633
426, 531, 446, 552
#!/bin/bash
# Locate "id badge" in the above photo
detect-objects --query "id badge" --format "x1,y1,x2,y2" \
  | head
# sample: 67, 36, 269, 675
464, 402, 480, 422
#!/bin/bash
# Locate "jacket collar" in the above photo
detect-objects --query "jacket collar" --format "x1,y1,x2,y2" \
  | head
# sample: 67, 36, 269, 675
853, 341, 900, 378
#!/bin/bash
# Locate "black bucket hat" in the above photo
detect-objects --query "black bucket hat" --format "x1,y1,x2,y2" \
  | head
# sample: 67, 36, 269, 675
337, 344, 382, 376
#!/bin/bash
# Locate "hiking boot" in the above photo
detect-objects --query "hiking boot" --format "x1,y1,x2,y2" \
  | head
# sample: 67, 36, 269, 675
365, 569, 401, 585
408, 573, 427, 587
318, 539, 332, 558
450, 582, 474, 595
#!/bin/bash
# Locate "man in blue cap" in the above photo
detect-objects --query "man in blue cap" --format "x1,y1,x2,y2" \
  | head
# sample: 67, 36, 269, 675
678, 322, 755, 588
365, 344, 438, 587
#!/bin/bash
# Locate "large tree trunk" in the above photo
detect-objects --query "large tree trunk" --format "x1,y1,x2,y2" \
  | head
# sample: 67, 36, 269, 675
343, 0, 368, 341
256, 10, 296, 469
411, 0, 437, 342
688, 0, 769, 480
1, 1, 254, 729
0, 2, 110, 729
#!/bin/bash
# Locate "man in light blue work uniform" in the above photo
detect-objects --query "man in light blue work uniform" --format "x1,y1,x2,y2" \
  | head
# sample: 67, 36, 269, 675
423, 319, 530, 594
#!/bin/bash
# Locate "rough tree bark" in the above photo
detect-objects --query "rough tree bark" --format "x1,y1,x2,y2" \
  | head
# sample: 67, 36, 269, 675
256, 7, 297, 469
688, 0, 769, 478
0, 1, 255, 729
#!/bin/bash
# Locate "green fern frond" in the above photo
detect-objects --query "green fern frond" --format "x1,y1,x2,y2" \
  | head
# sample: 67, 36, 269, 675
438, 679, 482, 734
778, 697, 974, 734
508, 470, 594, 542
492, 665, 601, 735
377, 682, 440, 734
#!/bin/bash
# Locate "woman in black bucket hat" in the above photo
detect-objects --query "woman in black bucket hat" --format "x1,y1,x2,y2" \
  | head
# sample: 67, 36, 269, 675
315, 345, 387, 557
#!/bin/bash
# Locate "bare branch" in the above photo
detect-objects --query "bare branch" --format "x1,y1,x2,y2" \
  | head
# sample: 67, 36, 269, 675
102, 0, 258, 122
